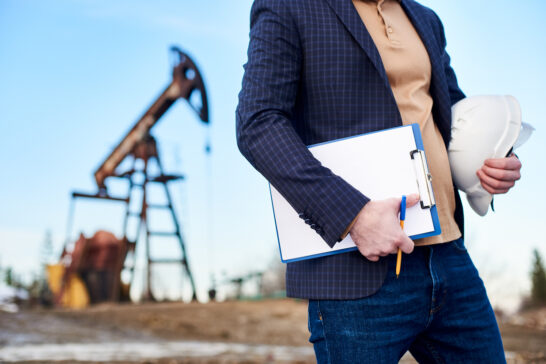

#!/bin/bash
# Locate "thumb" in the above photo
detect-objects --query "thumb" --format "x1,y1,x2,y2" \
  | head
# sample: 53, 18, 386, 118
405, 193, 420, 208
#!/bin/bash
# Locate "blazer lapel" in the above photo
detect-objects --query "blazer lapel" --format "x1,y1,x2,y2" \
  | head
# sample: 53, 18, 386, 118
400, 0, 449, 113
324, 0, 390, 89
325, 0, 452, 129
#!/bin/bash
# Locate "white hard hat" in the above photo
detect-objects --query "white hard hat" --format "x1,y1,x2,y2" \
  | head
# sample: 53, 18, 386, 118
448, 95, 533, 216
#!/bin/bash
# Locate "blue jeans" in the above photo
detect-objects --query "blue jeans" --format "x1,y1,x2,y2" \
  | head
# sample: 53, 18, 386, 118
308, 239, 505, 363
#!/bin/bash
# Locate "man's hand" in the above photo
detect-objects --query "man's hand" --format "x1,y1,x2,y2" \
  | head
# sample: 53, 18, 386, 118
476, 154, 521, 194
349, 194, 420, 262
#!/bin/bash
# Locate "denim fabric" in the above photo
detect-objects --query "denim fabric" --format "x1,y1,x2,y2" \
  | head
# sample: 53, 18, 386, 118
308, 239, 505, 364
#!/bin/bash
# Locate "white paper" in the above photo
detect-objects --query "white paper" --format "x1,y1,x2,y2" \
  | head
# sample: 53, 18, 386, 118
270, 125, 436, 262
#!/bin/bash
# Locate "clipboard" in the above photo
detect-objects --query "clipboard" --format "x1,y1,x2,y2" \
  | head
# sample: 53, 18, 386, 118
269, 124, 441, 263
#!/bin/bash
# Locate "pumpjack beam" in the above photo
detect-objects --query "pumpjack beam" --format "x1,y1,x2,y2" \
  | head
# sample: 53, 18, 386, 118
93, 47, 209, 193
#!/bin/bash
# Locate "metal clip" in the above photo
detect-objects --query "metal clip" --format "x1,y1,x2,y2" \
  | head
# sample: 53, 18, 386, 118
410, 150, 436, 209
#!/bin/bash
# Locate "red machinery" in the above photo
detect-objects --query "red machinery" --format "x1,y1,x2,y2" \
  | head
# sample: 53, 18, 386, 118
59, 47, 209, 303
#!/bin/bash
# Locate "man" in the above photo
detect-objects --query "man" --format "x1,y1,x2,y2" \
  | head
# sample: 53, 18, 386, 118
236, 0, 522, 362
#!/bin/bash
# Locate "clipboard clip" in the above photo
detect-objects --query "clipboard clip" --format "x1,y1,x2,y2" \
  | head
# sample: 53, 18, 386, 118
410, 149, 436, 209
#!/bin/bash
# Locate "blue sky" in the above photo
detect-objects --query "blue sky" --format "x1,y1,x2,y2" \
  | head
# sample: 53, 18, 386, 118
0, 0, 545, 309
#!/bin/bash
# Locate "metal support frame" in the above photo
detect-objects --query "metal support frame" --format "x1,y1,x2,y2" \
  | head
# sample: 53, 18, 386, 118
70, 135, 197, 301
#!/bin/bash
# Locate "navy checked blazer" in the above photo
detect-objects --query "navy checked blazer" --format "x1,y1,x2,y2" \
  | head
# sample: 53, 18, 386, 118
236, 0, 466, 299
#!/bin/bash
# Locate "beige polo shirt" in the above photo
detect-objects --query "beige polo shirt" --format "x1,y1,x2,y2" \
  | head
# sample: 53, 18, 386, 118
352, 0, 461, 245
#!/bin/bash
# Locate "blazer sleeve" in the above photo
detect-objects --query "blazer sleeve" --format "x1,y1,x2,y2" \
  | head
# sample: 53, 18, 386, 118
236, 0, 369, 248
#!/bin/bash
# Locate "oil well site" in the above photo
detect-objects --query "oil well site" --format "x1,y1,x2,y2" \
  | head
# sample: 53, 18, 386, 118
1, 1, 546, 363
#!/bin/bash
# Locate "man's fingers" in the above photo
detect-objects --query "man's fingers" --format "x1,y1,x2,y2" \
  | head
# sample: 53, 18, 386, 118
477, 169, 516, 190
484, 156, 522, 171
478, 171, 511, 194
399, 235, 414, 254
476, 155, 521, 196
480, 164, 521, 182
355, 195, 418, 262
480, 179, 510, 194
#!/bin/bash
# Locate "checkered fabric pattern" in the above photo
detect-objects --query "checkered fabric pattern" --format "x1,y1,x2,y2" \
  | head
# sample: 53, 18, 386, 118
236, 0, 466, 299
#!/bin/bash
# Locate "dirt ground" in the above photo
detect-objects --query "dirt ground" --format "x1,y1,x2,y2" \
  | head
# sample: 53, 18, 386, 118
0, 299, 545, 363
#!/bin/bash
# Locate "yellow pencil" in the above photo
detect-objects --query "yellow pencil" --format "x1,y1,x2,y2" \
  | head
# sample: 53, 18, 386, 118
396, 195, 406, 278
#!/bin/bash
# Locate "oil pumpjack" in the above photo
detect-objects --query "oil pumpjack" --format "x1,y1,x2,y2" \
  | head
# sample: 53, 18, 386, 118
55, 47, 209, 304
